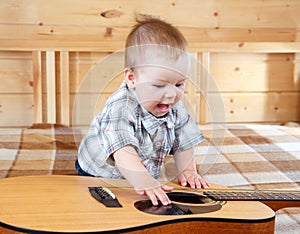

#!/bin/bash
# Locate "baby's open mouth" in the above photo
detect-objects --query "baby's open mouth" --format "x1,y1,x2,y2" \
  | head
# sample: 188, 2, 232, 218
157, 104, 170, 113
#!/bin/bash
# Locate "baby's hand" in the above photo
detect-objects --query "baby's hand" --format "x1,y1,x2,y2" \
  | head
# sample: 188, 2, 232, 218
135, 184, 173, 206
178, 171, 210, 189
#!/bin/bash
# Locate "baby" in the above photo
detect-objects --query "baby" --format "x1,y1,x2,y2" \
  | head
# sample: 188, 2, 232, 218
76, 15, 209, 206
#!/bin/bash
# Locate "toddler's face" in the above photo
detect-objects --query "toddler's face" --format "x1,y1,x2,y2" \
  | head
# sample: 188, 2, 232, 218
126, 66, 186, 117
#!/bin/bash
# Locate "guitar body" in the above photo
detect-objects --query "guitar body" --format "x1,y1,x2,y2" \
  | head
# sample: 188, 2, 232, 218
0, 175, 278, 233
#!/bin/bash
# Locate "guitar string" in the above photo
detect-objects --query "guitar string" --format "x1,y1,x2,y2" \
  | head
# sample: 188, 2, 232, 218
96, 182, 300, 194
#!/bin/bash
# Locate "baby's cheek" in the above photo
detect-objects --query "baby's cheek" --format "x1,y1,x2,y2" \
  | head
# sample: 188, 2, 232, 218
175, 93, 183, 103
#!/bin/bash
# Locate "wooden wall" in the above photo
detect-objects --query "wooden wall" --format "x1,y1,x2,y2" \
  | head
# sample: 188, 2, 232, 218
0, 0, 299, 127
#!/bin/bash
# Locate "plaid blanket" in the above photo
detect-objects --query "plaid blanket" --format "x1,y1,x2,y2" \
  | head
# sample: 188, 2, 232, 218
0, 124, 80, 178
0, 123, 299, 233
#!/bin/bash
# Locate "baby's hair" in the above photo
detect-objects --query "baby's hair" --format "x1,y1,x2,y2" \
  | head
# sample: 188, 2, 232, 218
125, 14, 188, 51
124, 15, 190, 75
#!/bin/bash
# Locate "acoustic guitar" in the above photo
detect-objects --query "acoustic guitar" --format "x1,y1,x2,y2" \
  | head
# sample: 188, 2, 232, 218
0, 175, 299, 234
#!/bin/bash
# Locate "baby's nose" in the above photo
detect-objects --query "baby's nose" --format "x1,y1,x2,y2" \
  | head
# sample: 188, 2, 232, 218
164, 86, 177, 99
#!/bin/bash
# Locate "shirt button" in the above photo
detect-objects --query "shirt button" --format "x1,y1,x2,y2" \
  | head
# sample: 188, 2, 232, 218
155, 142, 161, 147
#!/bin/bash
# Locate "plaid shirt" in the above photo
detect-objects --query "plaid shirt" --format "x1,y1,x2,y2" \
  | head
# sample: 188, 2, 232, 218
77, 81, 204, 179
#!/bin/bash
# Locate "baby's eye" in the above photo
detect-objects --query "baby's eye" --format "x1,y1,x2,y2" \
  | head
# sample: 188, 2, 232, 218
175, 83, 185, 88
153, 84, 165, 88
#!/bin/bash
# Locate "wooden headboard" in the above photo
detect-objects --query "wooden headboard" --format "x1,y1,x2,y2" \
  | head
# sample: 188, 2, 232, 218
0, 0, 299, 127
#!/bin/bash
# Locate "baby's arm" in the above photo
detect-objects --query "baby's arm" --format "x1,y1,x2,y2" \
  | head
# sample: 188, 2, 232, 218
113, 145, 173, 206
174, 147, 210, 188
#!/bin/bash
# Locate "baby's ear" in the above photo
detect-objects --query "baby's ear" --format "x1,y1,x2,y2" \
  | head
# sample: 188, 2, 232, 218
124, 68, 136, 88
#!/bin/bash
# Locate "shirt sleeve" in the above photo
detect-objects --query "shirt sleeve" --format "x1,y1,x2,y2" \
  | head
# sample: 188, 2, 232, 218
171, 102, 204, 154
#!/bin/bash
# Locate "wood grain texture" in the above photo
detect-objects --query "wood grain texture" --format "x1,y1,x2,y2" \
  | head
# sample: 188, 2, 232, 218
59, 51, 70, 126
0, 0, 300, 51
32, 51, 42, 123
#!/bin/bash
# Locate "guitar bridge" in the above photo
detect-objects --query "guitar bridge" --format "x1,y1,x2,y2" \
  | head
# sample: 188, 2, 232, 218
88, 187, 122, 208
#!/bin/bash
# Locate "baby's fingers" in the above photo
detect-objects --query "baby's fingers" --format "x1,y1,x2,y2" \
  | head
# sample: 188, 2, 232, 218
145, 190, 159, 206
177, 174, 188, 187
135, 189, 146, 195
146, 188, 171, 206
194, 176, 210, 189
161, 184, 173, 192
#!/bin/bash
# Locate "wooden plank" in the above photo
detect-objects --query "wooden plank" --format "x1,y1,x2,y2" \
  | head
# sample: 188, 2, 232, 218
184, 52, 199, 122
206, 92, 300, 123
72, 51, 124, 94
0, 1, 299, 53
199, 52, 210, 124
45, 51, 56, 123
32, 51, 43, 123
70, 93, 111, 126
59, 51, 70, 126
294, 53, 300, 85
293, 53, 300, 122
1, 40, 300, 53
210, 53, 297, 92
0, 52, 32, 93
0, 0, 299, 28
69, 60, 124, 93
0, 24, 299, 44
69, 52, 108, 93
0, 94, 34, 127
189, 42, 300, 53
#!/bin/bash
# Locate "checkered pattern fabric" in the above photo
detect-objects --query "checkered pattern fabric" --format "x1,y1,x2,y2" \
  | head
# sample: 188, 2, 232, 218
0, 124, 81, 178
0, 123, 299, 233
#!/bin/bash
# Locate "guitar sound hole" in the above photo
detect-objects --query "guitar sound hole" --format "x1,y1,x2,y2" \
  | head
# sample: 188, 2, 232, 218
134, 192, 219, 216
167, 192, 213, 204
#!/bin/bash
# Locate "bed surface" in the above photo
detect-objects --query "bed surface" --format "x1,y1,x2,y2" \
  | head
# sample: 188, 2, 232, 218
0, 123, 299, 233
